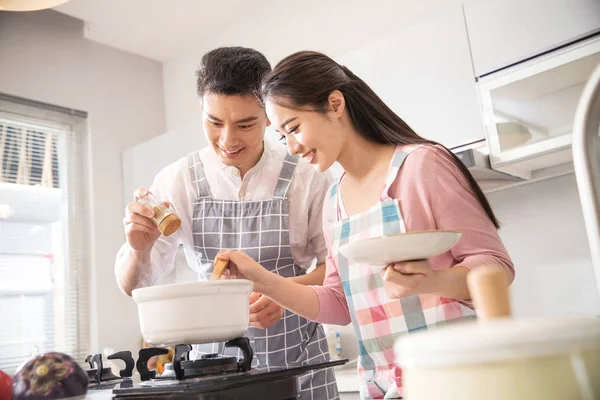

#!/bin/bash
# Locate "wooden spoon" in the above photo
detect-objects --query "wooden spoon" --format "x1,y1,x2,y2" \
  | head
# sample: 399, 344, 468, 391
210, 257, 230, 280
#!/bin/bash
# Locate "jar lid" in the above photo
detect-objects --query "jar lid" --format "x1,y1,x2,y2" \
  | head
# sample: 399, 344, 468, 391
394, 316, 600, 368
159, 214, 181, 236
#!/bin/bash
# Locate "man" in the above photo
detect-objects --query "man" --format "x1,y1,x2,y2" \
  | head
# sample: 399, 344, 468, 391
115, 47, 338, 400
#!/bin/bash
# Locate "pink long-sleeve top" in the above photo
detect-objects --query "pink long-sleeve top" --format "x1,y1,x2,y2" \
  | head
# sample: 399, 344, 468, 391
312, 144, 515, 325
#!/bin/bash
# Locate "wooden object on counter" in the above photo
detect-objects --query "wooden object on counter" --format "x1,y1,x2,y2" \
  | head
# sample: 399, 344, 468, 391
467, 267, 511, 321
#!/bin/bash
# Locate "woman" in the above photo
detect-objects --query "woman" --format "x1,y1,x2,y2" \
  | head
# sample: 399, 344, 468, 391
218, 51, 515, 399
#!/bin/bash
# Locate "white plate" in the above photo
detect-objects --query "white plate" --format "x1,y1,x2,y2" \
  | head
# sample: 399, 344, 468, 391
339, 230, 461, 265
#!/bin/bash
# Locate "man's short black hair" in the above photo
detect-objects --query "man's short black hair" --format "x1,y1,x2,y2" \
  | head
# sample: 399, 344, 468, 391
196, 46, 271, 100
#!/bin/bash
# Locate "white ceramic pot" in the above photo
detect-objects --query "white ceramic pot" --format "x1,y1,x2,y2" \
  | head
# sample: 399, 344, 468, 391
132, 279, 253, 346
394, 316, 600, 400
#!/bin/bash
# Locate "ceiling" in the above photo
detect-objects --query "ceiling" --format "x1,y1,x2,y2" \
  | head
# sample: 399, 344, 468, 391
54, 0, 460, 62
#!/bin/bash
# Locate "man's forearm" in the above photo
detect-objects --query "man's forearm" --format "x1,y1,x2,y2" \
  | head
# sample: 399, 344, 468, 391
115, 246, 154, 296
288, 263, 326, 286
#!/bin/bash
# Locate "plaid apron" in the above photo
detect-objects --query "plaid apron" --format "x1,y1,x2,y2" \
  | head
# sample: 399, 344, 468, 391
327, 145, 475, 399
187, 150, 338, 400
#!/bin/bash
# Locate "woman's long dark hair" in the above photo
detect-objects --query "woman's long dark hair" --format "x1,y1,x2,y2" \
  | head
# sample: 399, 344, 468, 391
262, 51, 500, 228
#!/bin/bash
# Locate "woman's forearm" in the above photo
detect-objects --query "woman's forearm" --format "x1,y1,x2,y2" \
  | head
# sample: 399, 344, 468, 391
431, 265, 471, 299
288, 263, 326, 286
259, 273, 321, 320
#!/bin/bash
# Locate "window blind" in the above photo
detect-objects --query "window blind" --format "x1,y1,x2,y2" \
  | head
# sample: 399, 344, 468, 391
0, 99, 90, 374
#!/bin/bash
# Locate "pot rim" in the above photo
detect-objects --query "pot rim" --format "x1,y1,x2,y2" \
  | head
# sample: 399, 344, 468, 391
395, 316, 600, 368
132, 279, 253, 303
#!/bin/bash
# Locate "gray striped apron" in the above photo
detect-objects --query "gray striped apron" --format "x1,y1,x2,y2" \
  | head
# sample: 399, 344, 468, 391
186, 150, 339, 400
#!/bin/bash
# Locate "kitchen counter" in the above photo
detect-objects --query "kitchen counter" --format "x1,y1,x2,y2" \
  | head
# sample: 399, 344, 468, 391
334, 362, 360, 400
86, 389, 113, 400
335, 366, 359, 392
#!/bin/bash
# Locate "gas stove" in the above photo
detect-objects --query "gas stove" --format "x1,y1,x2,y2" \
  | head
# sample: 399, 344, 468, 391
85, 337, 347, 399
85, 350, 135, 390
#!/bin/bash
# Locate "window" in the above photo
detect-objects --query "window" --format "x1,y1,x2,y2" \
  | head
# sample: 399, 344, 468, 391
0, 94, 90, 373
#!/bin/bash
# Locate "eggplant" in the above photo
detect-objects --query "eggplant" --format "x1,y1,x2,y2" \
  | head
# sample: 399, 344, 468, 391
12, 353, 88, 400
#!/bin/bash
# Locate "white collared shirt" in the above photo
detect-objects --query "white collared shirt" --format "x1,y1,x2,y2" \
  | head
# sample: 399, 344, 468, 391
116, 137, 332, 288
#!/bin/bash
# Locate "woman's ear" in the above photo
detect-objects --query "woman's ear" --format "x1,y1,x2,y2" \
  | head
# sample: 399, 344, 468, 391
328, 90, 345, 118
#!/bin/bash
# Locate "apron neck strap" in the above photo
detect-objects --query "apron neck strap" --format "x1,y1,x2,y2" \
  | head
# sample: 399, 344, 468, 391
188, 151, 212, 199
381, 145, 423, 201
273, 153, 299, 199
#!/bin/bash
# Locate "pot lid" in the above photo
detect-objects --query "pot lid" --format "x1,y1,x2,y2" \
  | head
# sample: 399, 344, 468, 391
394, 316, 600, 368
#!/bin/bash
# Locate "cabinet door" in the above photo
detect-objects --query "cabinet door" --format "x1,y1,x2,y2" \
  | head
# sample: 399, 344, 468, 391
335, 6, 485, 148
464, 0, 600, 77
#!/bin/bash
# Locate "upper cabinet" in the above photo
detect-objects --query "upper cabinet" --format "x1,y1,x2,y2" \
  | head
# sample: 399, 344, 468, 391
478, 36, 600, 179
335, 5, 486, 149
464, 0, 600, 77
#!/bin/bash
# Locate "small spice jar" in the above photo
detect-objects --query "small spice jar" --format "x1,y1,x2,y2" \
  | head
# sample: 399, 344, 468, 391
135, 192, 181, 236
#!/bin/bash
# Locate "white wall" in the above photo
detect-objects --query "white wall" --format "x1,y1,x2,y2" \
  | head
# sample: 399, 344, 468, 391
121, 127, 204, 203
0, 10, 166, 356
161, 0, 461, 137
488, 173, 600, 317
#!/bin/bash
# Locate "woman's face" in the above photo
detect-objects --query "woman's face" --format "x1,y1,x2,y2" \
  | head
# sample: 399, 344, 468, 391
265, 94, 345, 172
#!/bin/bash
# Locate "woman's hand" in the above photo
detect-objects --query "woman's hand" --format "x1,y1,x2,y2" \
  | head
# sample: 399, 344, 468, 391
217, 251, 284, 328
248, 292, 284, 329
217, 250, 273, 293
380, 259, 440, 299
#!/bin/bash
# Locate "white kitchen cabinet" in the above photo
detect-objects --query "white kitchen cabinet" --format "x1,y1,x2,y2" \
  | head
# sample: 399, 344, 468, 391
478, 35, 600, 179
335, 5, 485, 148
464, 0, 600, 77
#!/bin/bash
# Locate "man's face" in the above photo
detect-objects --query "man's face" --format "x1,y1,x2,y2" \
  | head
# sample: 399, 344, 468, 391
202, 93, 269, 173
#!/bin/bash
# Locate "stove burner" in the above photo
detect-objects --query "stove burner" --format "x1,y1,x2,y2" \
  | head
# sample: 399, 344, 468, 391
137, 347, 170, 381
137, 337, 255, 381
172, 344, 192, 379
109, 351, 136, 378
179, 354, 239, 377
225, 337, 253, 372
85, 351, 135, 384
